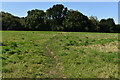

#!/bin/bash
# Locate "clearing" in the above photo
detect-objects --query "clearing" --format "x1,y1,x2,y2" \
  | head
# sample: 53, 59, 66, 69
1, 31, 119, 78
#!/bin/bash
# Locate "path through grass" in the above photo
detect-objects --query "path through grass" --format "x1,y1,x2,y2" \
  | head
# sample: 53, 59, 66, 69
1, 31, 119, 78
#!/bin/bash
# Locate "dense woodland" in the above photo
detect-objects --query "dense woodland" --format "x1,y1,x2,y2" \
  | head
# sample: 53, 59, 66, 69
0, 4, 120, 32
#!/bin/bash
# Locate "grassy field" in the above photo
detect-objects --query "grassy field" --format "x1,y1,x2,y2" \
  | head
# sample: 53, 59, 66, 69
1, 31, 119, 78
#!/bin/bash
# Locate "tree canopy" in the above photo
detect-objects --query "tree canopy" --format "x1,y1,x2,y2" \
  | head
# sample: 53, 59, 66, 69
24, 9, 46, 30
1, 4, 119, 33
1, 12, 23, 30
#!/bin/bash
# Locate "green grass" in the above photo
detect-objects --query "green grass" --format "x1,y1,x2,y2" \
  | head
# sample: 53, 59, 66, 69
1, 31, 119, 78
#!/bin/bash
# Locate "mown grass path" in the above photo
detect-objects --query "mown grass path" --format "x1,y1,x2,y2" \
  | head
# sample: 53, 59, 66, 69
45, 32, 67, 78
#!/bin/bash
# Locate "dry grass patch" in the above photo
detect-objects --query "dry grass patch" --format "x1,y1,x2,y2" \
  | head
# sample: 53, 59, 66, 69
78, 41, 118, 53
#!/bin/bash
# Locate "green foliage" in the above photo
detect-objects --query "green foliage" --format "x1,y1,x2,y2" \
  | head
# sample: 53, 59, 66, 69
62, 10, 93, 32
1, 4, 119, 33
99, 18, 116, 32
46, 4, 68, 31
24, 9, 47, 30
1, 12, 23, 30
89, 16, 100, 31
115, 24, 120, 32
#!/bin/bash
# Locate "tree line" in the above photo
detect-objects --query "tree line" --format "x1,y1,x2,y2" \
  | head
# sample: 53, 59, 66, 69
1, 4, 120, 32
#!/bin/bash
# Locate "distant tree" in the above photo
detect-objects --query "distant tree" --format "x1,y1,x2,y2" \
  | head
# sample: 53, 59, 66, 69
24, 9, 48, 30
1, 12, 23, 30
115, 24, 120, 32
46, 4, 68, 31
89, 16, 100, 32
62, 10, 94, 32
99, 19, 108, 32
0, 12, 2, 30
106, 18, 116, 32
99, 18, 116, 32
1, 4, 119, 33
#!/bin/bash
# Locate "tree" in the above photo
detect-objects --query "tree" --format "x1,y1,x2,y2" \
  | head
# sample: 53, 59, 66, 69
99, 18, 116, 32
24, 9, 47, 30
1, 12, 23, 30
106, 18, 116, 32
62, 10, 94, 32
89, 16, 100, 32
115, 24, 120, 33
0, 12, 2, 30
46, 4, 68, 31
1, 4, 119, 33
